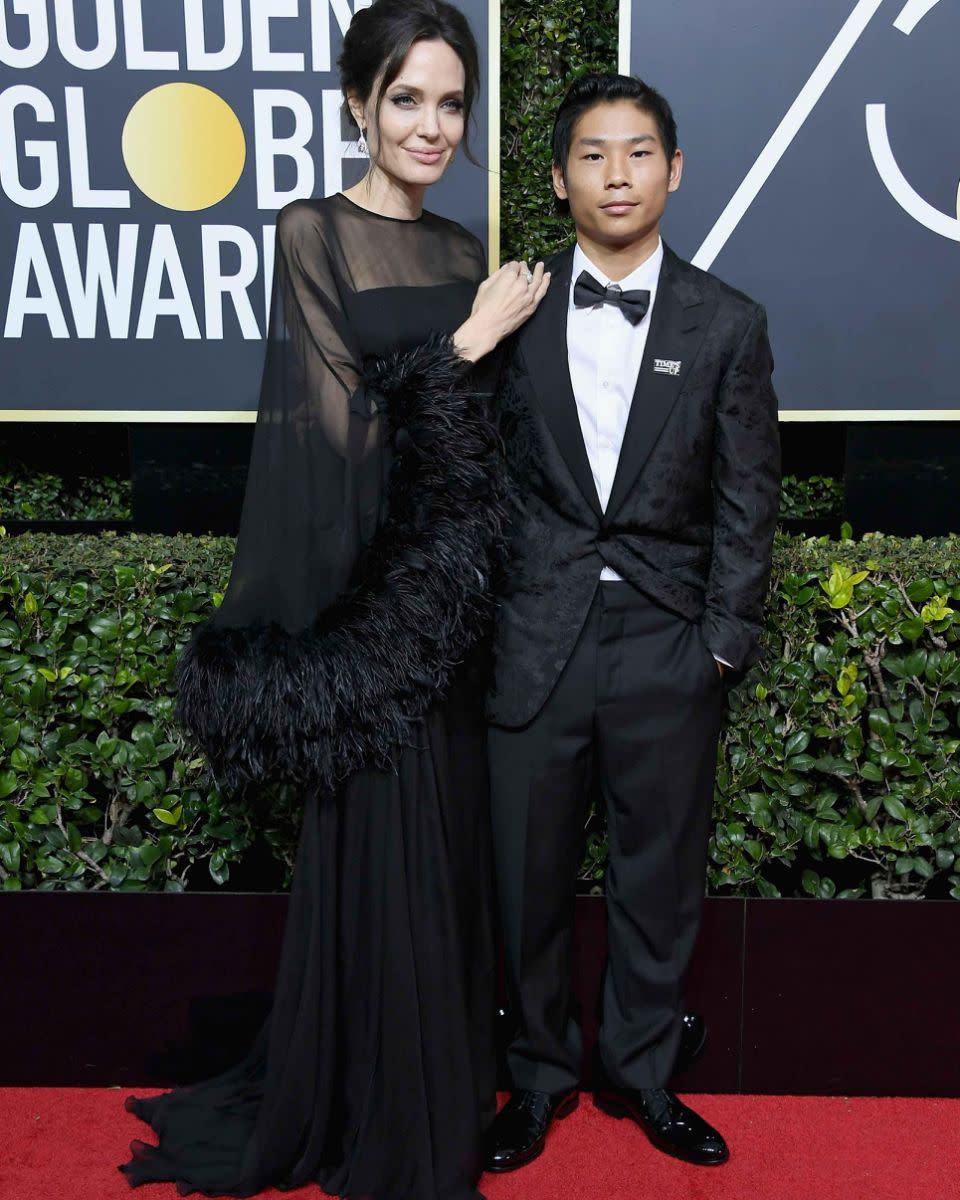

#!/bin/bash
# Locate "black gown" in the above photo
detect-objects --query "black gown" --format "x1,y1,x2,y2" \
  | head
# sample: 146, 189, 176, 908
119, 193, 501, 1199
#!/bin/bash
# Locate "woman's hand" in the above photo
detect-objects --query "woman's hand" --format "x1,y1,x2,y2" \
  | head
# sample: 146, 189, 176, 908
453, 261, 551, 362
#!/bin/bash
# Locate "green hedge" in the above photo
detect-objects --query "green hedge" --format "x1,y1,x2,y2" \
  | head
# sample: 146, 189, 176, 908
0, 466, 844, 526
1, 463, 131, 521
779, 475, 843, 521
719, 537, 960, 900
500, 0, 618, 262
2, 531, 958, 898
0, 535, 244, 892
1, 472, 844, 529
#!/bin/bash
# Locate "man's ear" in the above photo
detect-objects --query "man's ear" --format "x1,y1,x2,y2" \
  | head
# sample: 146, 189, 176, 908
551, 161, 568, 202
667, 148, 684, 194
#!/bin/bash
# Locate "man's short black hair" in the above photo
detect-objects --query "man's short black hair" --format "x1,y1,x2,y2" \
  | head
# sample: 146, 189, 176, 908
551, 73, 678, 214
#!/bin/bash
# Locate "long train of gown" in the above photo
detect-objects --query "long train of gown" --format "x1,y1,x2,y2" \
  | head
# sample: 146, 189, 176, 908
120, 683, 496, 1199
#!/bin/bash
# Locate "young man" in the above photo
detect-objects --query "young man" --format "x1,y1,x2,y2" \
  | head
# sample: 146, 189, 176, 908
485, 74, 780, 1171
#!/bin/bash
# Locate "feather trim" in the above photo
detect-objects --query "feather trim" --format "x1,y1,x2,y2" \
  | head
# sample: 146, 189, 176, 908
176, 333, 506, 792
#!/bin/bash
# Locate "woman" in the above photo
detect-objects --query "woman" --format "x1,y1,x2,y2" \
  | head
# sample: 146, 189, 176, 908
118, 2, 549, 1197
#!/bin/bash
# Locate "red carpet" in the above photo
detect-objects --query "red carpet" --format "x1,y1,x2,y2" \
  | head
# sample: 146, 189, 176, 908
1, 1088, 956, 1200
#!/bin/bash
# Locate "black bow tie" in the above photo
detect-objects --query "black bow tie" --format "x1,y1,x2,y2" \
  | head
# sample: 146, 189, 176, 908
573, 270, 650, 325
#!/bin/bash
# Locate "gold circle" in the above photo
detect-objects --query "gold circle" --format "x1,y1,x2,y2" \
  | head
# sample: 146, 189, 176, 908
122, 83, 245, 212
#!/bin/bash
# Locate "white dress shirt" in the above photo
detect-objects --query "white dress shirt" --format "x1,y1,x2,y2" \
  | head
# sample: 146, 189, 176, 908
567, 239, 664, 581
566, 240, 729, 669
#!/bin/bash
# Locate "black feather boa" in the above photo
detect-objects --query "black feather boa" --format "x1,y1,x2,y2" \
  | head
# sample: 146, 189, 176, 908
175, 333, 507, 793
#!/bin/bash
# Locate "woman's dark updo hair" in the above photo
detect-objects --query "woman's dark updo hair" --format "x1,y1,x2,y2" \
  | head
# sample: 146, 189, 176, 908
338, 0, 482, 166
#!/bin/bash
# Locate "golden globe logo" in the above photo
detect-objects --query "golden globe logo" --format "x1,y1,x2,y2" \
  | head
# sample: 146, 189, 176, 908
122, 84, 246, 212
0, 0, 372, 342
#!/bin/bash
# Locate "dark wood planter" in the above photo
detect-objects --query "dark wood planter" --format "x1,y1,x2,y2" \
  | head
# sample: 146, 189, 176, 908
3, 894, 957, 1095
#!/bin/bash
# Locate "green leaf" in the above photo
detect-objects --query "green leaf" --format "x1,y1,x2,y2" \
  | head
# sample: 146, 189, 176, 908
208, 850, 229, 886
0, 841, 21, 872
921, 596, 954, 623
36, 855, 65, 874
788, 753, 816, 772
87, 615, 120, 639
903, 650, 928, 677
0, 720, 20, 749
883, 796, 908, 822
139, 843, 164, 868
899, 617, 924, 641
906, 579, 935, 603
63, 767, 85, 792
784, 731, 810, 758
814, 755, 855, 778
0, 770, 17, 799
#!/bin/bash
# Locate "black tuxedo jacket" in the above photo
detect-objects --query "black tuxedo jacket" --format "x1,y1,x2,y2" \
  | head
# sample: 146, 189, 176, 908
487, 241, 781, 728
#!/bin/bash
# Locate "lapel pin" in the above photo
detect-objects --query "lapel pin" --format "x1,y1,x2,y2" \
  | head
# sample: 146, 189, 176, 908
654, 358, 682, 376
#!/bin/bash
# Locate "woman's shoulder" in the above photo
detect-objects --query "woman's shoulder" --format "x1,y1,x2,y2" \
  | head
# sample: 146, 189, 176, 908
275, 196, 339, 248
422, 210, 487, 273
423, 208, 484, 249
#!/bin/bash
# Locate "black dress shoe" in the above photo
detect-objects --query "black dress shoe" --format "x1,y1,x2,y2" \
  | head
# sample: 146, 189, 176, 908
594, 1087, 729, 1165
674, 1012, 708, 1075
484, 1088, 579, 1172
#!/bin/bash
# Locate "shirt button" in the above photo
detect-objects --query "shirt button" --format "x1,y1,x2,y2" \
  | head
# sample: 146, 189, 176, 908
601, 381, 610, 390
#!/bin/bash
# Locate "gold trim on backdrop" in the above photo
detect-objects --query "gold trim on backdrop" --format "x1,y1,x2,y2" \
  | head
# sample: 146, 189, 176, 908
777, 411, 960, 423
488, 0, 501, 269
618, 0, 631, 74
6, 409, 960, 424
0, 411, 257, 423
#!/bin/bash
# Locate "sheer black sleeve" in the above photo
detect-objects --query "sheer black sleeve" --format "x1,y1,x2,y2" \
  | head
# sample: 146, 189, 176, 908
175, 200, 505, 793
211, 200, 382, 633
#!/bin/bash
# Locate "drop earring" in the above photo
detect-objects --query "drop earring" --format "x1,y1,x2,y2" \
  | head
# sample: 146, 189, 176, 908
357, 126, 368, 156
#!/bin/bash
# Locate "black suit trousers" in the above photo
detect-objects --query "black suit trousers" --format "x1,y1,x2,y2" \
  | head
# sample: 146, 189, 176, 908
488, 580, 724, 1093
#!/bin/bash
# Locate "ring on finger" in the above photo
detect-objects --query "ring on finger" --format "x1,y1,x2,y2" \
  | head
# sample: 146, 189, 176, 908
525, 271, 534, 285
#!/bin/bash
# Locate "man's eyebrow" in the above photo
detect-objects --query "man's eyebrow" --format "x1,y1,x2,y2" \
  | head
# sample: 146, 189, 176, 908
577, 133, 657, 146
